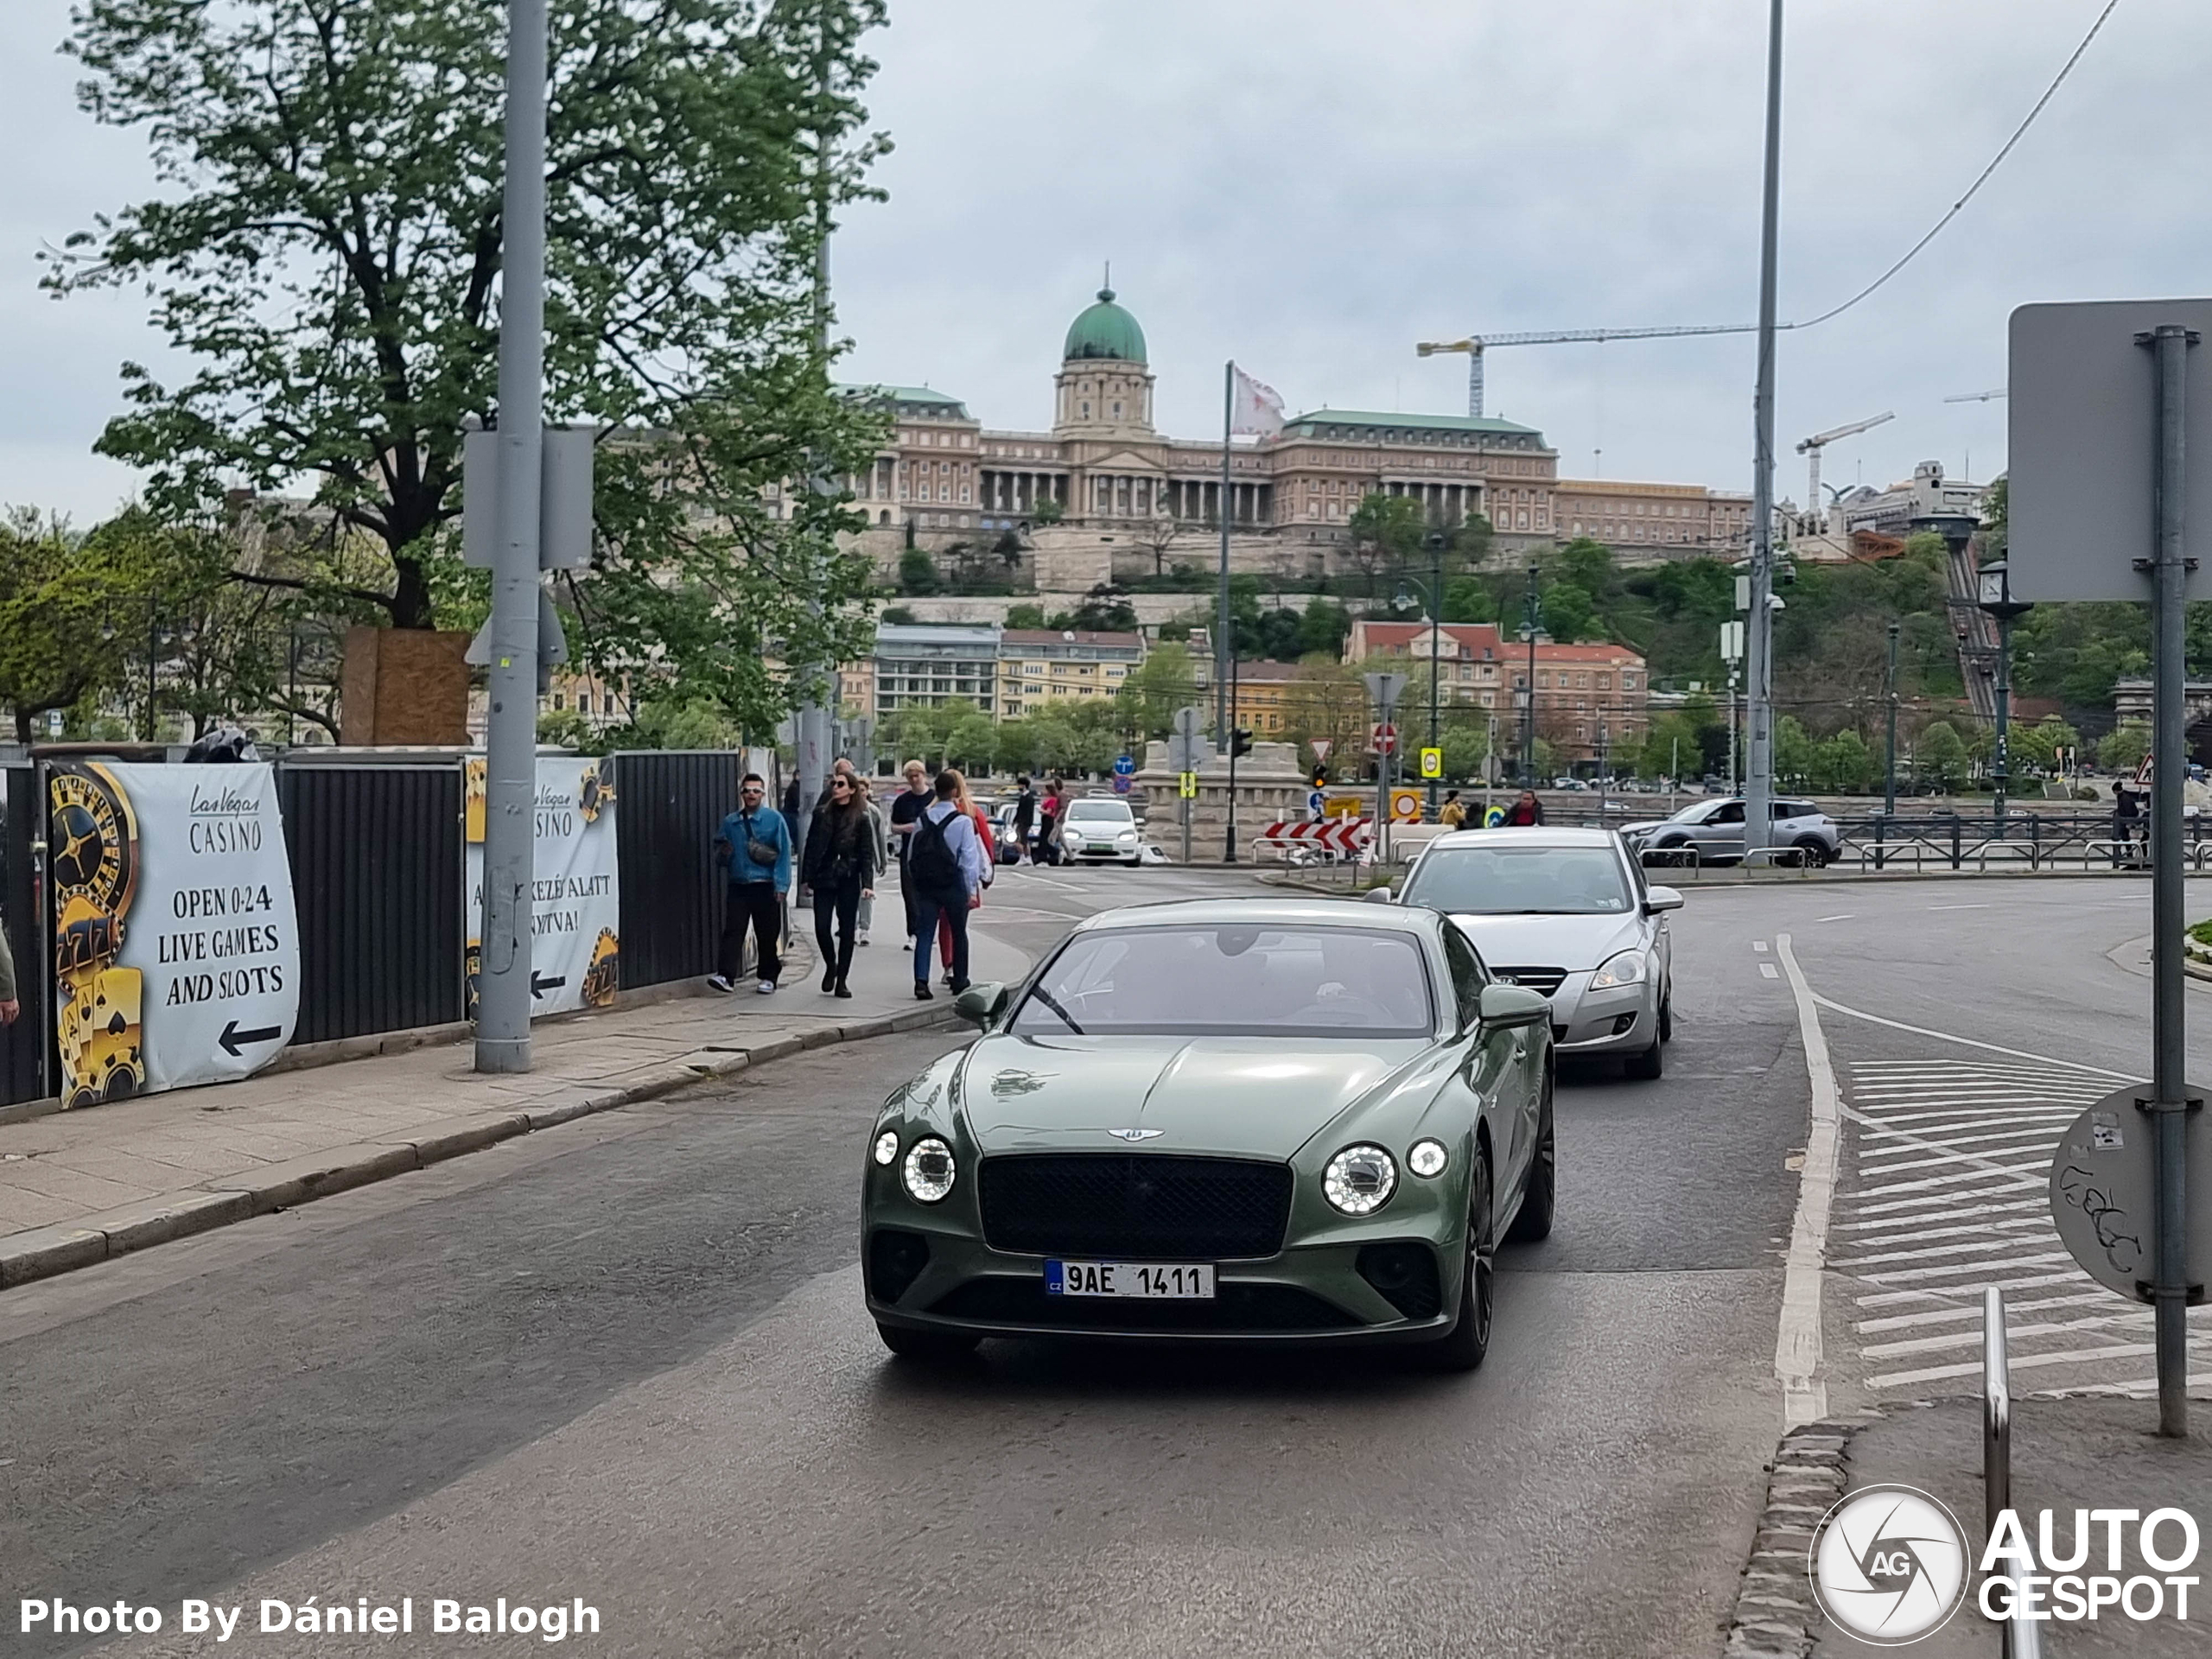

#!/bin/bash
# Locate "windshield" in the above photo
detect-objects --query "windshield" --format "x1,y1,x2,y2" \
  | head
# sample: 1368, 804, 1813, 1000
1008, 924, 1435, 1039
1065, 801, 1132, 822
1669, 801, 1719, 823
1400, 844, 1632, 916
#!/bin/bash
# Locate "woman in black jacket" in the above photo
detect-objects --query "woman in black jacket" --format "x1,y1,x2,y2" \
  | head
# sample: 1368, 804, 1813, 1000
802, 772, 878, 997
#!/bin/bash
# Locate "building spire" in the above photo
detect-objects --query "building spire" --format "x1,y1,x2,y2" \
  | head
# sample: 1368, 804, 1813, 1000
1101, 259, 1113, 302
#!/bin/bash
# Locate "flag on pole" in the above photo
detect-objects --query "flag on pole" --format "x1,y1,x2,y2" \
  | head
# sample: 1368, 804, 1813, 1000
1230, 365, 1286, 437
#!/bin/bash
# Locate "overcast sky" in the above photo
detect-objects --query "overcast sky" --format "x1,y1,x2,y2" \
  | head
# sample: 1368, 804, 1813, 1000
3, 0, 2206, 523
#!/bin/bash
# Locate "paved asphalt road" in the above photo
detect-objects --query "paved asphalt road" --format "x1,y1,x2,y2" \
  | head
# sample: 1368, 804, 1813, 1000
4, 868, 2198, 1656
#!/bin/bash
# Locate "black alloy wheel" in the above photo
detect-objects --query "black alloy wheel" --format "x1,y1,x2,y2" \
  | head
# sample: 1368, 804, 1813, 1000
1423, 1144, 1496, 1372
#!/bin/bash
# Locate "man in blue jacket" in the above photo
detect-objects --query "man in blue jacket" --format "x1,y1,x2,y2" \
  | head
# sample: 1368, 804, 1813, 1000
710, 772, 792, 995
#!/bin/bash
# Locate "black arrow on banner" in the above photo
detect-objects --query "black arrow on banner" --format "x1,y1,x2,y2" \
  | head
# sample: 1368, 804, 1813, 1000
219, 1020, 282, 1058
531, 971, 568, 999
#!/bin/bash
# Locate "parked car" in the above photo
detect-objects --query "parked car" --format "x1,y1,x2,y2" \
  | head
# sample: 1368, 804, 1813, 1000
1056, 797, 1144, 866
988, 802, 1025, 864
1618, 797, 1841, 867
861, 899, 1555, 1370
1385, 827, 1678, 1079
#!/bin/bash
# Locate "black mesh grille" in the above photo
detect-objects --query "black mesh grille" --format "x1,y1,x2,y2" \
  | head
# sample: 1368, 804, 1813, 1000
978, 1154, 1293, 1260
930, 1277, 1354, 1332
1357, 1242, 1444, 1321
1490, 966, 1567, 996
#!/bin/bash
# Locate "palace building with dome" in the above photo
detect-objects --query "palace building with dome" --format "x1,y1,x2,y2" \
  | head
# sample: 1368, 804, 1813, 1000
832, 287, 1752, 587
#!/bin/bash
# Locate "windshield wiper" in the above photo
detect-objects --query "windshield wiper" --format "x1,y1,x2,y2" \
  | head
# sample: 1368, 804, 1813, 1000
1027, 986, 1085, 1034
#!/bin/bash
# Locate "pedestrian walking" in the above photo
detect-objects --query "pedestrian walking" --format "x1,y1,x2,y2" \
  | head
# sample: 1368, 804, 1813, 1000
0, 912, 19, 1027
709, 772, 792, 995
801, 772, 878, 999
850, 772, 890, 946
1012, 774, 1036, 864
1439, 789, 1467, 829
934, 771, 995, 985
2114, 776, 2146, 866
1036, 775, 1065, 866
1501, 788, 1545, 827
888, 759, 931, 940
906, 768, 988, 1001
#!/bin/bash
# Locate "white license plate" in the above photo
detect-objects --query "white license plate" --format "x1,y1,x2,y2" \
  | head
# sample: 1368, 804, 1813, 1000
1046, 1260, 1215, 1299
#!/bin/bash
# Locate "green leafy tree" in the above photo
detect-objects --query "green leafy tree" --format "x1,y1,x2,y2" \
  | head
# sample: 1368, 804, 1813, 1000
1916, 720, 1970, 791
1003, 602, 1047, 630
0, 512, 141, 741
1116, 641, 1197, 740
898, 549, 941, 595
1344, 493, 1427, 599
1775, 715, 1817, 789
1540, 582, 1596, 645
2100, 720, 2152, 772
1815, 729, 1875, 794
55, 0, 889, 737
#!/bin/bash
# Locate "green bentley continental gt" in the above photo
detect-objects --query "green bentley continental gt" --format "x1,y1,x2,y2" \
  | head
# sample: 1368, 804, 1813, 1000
861, 899, 1555, 1370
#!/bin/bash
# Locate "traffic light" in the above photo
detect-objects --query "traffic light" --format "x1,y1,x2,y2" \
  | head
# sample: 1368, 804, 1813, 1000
1311, 764, 1329, 789
1230, 728, 1254, 758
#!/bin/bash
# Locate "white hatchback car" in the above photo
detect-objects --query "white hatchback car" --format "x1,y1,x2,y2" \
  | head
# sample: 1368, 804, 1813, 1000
1383, 827, 1681, 1078
1056, 797, 1145, 866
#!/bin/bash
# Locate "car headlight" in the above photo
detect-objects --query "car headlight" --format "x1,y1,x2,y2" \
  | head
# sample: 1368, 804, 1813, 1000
1323, 1144, 1398, 1215
872, 1128, 900, 1166
1408, 1139, 1449, 1179
1116, 830, 1138, 843
1590, 950, 1648, 990
902, 1136, 957, 1203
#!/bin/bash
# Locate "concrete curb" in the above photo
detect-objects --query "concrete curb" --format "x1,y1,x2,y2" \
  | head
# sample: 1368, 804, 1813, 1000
0, 1003, 961, 1294
1725, 1418, 1862, 1658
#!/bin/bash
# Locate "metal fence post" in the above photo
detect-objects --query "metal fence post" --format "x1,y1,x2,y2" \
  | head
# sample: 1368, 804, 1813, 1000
1951, 813, 1963, 871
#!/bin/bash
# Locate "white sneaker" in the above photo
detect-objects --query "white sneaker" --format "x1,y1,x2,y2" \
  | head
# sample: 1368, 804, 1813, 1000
756, 979, 777, 995
705, 975, 734, 993
856, 931, 870, 946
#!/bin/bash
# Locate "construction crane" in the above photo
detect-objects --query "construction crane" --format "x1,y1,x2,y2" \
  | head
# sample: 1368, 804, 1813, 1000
1945, 387, 2008, 404
1414, 324, 1764, 419
1795, 411, 1893, 511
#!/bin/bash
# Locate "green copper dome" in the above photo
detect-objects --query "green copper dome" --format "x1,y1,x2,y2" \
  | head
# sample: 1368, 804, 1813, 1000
1063, 288, 1147, 364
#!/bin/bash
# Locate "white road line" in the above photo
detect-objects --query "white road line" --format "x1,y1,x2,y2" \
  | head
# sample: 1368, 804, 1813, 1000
1856, 1270, 2090, 1307
1836, 1208, 2049, 1237
1857, 1290, 2120, 1333
1772, 932, 1839, 1427
1872, 1337, 2212, 1389
1865, 1312, 2154, 1359
1853, 1250, 2076, 1287
1753, 940, 1770, 953
1818, 914, 1855, 922
1833, 1236, 2059, 1269
1809, 994, 2134, 1079
1760, 962, 1780, 979
1854, 1160, 2048, 1200
1850, 1185, 2047, 1217
1928, 903, 1991, 911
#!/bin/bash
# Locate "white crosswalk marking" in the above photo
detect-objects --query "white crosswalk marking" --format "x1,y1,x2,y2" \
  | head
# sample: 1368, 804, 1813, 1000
1829, 1056, 2208, 1398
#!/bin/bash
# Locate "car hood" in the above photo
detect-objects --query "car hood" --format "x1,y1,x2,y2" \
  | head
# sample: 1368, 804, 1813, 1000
958, 1033, 1431, 1157
1618, 819, 1676, 837
1448, 910, 1643, 973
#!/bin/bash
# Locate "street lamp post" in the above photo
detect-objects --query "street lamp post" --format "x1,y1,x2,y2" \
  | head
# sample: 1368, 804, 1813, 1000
1884, 620, 1900, 818
1975, 556, 2033, 840
1519, 563, 1541, 785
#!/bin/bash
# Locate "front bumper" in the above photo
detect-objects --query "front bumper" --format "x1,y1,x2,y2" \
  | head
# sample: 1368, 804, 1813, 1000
865, 1226, 1461, 1345
1546, 969, 1658, 1054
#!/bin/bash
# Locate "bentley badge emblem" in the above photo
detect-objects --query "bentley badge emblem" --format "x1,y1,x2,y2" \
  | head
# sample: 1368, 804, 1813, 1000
1108, 1128, 1163, 1141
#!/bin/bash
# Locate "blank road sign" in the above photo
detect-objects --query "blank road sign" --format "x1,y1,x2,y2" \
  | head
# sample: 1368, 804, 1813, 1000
2008, 299, 2212, 601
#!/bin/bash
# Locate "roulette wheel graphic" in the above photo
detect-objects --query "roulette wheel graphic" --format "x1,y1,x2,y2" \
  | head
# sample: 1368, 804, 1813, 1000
48, 764, 147, 1109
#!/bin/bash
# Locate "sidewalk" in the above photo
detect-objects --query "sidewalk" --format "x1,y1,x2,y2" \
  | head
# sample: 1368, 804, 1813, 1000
0, 907, 1027, 1291
1732, 1397, 2210, 1659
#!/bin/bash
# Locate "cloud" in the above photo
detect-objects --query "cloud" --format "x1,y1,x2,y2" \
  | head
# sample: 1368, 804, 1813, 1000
6, 0, 2205, 522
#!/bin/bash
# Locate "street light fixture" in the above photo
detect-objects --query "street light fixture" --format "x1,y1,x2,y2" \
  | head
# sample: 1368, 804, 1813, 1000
1974, 555, 2033, 836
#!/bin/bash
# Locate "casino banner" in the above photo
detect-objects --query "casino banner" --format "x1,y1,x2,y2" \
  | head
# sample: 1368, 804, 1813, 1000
48, 761, 301, 1108
464, 755, 620, 1020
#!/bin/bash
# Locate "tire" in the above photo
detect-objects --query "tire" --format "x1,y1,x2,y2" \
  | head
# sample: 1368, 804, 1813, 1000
1624, 1026, 1664, 1080
1422, 1143, 1496, 1372
1793, 836, 1830, 868
874, 1322, 979, 1363
1658, 989, 1674, 1044
1657, 836, 1699, 868
1506, 1071, 1554, 1243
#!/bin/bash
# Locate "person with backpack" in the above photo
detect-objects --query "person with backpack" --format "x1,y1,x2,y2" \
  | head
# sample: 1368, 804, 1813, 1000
931, 770, 995, 985
709, 772, 792, 995
801, 771, 878, 998
906, 768, 988, 1001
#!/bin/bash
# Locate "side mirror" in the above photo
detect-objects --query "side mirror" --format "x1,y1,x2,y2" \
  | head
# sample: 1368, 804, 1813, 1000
1363, 884, 1396, 905
1478, 982, 1552, 1029
952, 982, 1009, 1027
1643, 886, 1684, 913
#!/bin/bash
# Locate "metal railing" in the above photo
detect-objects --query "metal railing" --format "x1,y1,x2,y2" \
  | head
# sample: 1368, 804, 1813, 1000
1985, 1287, 2041, 1659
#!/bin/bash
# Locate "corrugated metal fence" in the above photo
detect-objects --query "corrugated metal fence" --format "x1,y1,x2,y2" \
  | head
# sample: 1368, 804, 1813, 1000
613, 750, 744, 989
279, 763, 467, 1046
2, 766, 43, 1105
